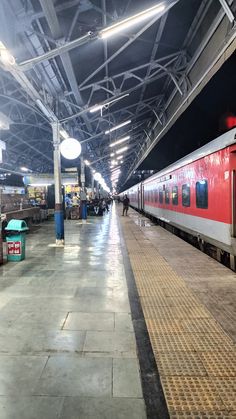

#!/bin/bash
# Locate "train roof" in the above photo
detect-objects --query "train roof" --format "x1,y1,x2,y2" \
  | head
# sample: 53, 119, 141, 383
144, 127, 236, 185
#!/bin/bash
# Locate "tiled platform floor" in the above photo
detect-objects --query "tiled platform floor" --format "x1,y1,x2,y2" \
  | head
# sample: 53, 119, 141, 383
120, 208, 236, 419
0, 207, 146, 419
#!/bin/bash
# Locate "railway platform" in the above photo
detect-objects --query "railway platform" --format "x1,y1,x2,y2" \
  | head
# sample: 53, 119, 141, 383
0, 206, 146, 419
0, 204, 235, 418
121, 207, 236, 418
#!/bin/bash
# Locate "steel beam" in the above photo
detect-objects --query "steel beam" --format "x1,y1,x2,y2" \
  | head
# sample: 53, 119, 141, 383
38, 0, 92, 132
218, 0, 235, 22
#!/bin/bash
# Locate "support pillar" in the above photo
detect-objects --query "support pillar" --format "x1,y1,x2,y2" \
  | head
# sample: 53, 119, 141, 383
91, 172, 94, 199
0, 187, 3, 264
80, 156, 85, 189
80, 155, 87, 222
52, 122, 64, 245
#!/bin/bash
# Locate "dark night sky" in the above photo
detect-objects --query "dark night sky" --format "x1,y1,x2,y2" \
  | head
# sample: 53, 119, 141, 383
123, 50, 236, 189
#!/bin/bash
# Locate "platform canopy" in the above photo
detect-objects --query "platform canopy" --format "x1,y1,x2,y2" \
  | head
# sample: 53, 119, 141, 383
0, 0, 235, 189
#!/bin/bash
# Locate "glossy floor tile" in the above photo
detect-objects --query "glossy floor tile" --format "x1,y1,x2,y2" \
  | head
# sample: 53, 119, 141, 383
0, 206, 146, 418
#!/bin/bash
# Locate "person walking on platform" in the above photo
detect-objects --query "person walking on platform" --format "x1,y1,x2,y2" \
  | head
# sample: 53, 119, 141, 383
122, 194, 130, 216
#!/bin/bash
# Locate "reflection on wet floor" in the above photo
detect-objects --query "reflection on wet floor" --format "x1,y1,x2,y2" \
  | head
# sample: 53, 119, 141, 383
0, 205, 146, 419
132, 214, 153, 228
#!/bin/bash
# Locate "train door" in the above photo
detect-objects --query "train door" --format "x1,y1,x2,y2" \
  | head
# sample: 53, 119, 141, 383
141, 183, 144, 211
138, 186, 141, 210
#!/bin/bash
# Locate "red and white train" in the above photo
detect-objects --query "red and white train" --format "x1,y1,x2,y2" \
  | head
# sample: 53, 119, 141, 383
122, 128, 236, 268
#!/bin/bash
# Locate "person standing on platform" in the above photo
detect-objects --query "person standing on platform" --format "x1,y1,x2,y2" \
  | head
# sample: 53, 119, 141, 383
80, 189, 87, 220
72, 192, 79, 206
122, 194, 130, 216
65, 194, 72, 220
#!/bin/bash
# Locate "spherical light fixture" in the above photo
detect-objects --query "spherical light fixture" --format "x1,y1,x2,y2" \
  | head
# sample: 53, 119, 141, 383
60, 138, 81, 160
94, 172, 102, 181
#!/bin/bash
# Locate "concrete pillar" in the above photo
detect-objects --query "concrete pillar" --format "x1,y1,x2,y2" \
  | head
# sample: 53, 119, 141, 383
91, 172, 94, 199
52, 122, 64, 245
80, 156, 85, 189
0, 187, 3, 264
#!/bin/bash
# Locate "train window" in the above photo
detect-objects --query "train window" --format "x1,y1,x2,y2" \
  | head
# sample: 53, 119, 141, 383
196, 180, 208, 209
165, 188, 170, 204
182, 184, 190, 207
159, 188, 163, 204
172, 186, 178, 205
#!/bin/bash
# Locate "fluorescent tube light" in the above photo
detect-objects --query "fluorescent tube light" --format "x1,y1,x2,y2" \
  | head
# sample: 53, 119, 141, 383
0, 111, 12, 130
29, 183, 52, 187
100, 3, 165, 39
90, 104, 103, 113
117, 155, 123, 160
105, 120, 131, 135
111, 168, 120, 173
90, 94, 129, 113
109, 136, 130, 148
116, 146, 128, 154
0, 41, 15, 66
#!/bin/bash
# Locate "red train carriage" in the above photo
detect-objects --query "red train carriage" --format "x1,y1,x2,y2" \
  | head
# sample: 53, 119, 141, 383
122, 128, 236, 268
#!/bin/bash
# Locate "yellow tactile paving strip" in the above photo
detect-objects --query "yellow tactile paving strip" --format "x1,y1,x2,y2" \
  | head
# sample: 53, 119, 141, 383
120, 213, 236, 418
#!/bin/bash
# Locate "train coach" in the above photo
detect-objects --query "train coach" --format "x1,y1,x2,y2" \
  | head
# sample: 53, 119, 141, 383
122, 128, 236, 269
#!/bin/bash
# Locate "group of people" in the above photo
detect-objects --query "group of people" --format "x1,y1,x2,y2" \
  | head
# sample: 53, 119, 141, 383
65, 190, 87, 220
89, 197, 112, 216
65, 193, 113, 219
65, 192, 130, 218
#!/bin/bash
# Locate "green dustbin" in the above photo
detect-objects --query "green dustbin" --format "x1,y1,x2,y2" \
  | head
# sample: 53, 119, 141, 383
5, 219, 29, 262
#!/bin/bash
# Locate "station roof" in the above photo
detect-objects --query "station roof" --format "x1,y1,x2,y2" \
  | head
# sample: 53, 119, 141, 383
0, 0, 235, 190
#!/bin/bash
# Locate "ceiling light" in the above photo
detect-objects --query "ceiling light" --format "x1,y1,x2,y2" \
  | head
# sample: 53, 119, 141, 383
90, 104, 103, 114
84, 160, 90, 166
20, 167, 29, 172
105, 120, 131, 135
94, 172, 102, 181
90, 94, 129, 113
111, 171, 121, 178
100, 3, 165, 39
29, 183, 52, 187
110, 153, 115, 157
0, 41, 15, 66
116, 146, 128, 154
111, 174, 120, 178
60, 138, 82, 160
111, 166, 121, 172
111, 160, 118, 165
109, 136, 130, 148
117, 155, 123, 160
0, 112, 12, 130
